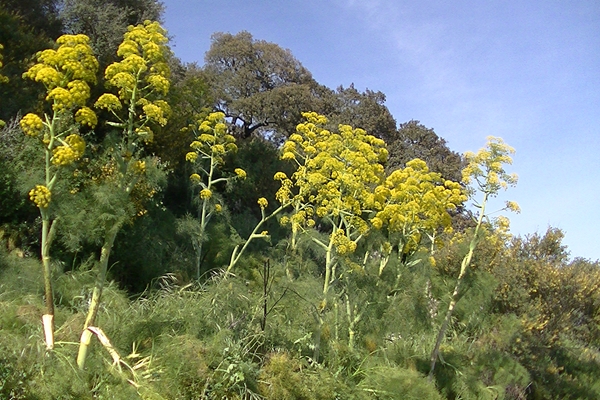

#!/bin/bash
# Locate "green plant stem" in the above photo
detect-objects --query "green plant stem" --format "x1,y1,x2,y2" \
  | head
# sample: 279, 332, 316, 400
195, 158, 218, 279
39, 111, 59, 350
345, 293, 362, 351
226, 204, 287, 273
40, 209, 58, 349
77, 223, 120, 370
428, 191, 488, 380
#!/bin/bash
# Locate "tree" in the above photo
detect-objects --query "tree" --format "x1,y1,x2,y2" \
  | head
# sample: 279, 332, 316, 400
328, 84, 397, 141
0, 2, 63, 122
60, 0, 164, 65
385, 120, 463, 183
0, 0, 63, 39
204, 31, 328, 141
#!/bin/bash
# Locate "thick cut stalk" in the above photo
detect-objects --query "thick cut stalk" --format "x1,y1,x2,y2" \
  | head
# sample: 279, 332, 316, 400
429, 192, 488, 380
77, 224, 119, 369
40, 211, 58, 349
39, 119, 58, 350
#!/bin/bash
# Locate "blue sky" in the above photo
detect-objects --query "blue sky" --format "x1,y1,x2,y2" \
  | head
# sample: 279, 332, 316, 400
161, 0, 600, 261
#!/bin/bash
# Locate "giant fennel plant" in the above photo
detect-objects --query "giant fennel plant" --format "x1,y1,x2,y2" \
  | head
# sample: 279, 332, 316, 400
77, 20, 171, 369
20, 34, 98, 349
429, 136, 519, 379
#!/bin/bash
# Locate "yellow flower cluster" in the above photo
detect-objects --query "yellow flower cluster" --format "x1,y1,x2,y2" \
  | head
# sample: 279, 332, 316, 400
131, 160, 146, 174
234, 168, 247, 179
186, 152, 198, 162
186, 113, 243, 190
135, 126, 154, 143
462, 136, 518, 194
29, 185, 52, 208
75, 106, 97, 128
25, 35, 98, 86
105, 20, 170, 101
282, 112, 387, 221
190, 173, 201, 183
505, 200, 521, 213
24, 34, 98, 112
141, 99, 170, 126
330, 229, 358, 255
94, 93, 122, 111
20, 113, 45, 137
373, 158, 467, 253
257, 197, 268, 209
52, 134, 86, 165
200, 189, 212, 199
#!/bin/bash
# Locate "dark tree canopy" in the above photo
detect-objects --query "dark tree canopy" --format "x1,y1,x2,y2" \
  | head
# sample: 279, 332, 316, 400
328, 84, 397, 140
0, 1, 63, 121
0, 0, 63, 39
385, 120, 463, 182
60, 0, 164, 64
204, 31, 329, 141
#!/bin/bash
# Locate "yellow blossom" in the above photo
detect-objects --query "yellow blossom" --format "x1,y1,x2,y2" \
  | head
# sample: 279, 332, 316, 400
257, 197, 268, 209
20, 113, 45, 137
95, 93, 122, 111
29, 185, 51, 208
190, 173, 201, 183
214, 204, 222, 212
200, 189, 212, 199
274, 172, 287, 181
505, 200, 521, 213
234, 168, 247, 179
131, 160, 146, 174
52, 134, 86, 165
75, 106, 97, 128
186, 152, 198, 162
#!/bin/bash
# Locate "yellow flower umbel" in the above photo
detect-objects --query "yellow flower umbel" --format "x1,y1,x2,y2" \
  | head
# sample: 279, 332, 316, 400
373, 158, 467, 262
257, 197, 268, 209
52, 134, 86, 165
98, 20, 171, 148
29, 185, 52, 208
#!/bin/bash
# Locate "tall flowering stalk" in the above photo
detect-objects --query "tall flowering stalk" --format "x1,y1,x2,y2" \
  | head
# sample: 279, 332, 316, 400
77, 20, 171, 369
20, 34, 98, 349
280, 112, 388, 298
184, 112, 246, 278
279, 112, 388, 359
429, 136, 519, 379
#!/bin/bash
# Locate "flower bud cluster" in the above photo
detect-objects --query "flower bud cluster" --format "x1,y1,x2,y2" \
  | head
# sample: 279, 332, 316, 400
20, 113, 45, 137
52, 134, 86, 165
29, 185, 52, 208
